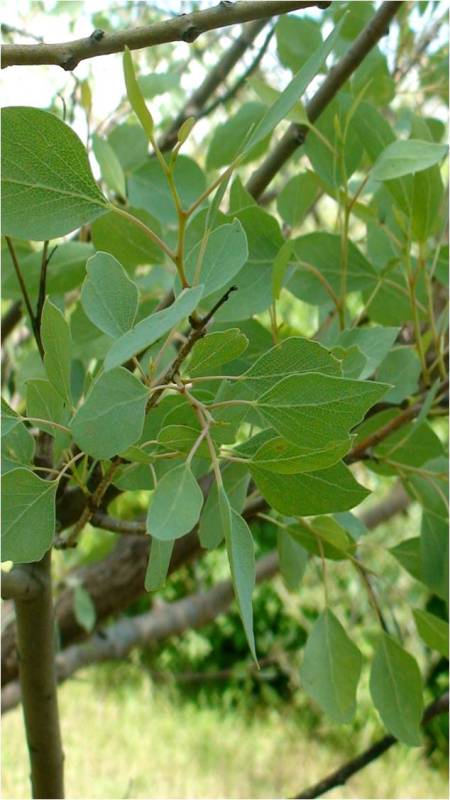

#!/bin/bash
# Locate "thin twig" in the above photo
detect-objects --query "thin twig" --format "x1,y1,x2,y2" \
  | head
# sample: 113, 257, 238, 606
294, 692, 449, 799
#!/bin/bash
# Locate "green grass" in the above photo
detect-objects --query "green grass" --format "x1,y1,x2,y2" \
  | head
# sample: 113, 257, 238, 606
2, 669, 448, 800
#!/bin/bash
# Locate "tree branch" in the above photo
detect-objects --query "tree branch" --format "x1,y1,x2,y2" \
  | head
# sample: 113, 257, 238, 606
1, 1, 331, 71
2, 552, 279, 713
294, 692, 449, 799
158, 17, 269, 151
1, 485, 410, 693
246, 0, 403, 199
1, 567, 43, 602
12, 552, 64, 796
1, 300, 22, 341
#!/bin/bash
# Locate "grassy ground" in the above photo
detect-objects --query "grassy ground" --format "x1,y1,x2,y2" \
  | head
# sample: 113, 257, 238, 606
2, 669, 448, 800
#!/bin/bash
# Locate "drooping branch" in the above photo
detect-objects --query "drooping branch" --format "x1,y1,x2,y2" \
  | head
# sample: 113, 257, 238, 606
1, 1, 331, 71
294, 692, 449, 799
246, 0, 403, 198
158, 17, 269, 152
2, 552, 279, 713
1, 486, 410, 692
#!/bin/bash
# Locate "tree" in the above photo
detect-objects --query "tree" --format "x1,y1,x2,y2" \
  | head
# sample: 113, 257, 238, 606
1, 1, 448, 798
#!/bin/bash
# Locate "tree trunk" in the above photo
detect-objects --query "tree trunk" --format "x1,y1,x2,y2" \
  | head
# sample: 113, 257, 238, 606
14, 551, 64, 798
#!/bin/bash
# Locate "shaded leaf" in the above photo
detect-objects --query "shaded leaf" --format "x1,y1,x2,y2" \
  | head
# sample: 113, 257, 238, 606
145, 538, 175, 591
81, 252, 138, 338
370, 633, 423, 746
41, 298, 72, 407
300, 610, 362, 723
413, 609, 449, 658
226, 508, 256, 661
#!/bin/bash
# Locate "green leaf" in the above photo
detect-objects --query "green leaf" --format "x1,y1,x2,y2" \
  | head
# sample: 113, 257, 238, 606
276, 172, 319, 227
158, 424, 210, 460
335, 327, 399, 380
226, 508, 256, 661
413, 609, 449, 658
372, 139, 448, 181
207, 102, 270, 170
277, 530, 308, 591
249, 435, 352, 474
389, 537, 423, 583
255, 373, 388, 452
108, 122, 148, 173
1, 106, 107, 240
123, 47, 154, 139
41, 298, 72, 407
128, 155, 205, 225
1, 402, 35, 474
376, 347, 421, 403
188, 329, 248, 377
71, 367, 148, 459
421, 512, 448, 602
353, 102, 412, 214
300, 610, 362, 723
92, 207, 165, 269
370, 633, 423, 746
26, 379, 68, 438
198, 464, 250, 550
1, 468, 57, 563
185, 220, 248, 298
81, 252, 138, 338
410, 115, 445, 242
276, 16, 322, 74
145, 538, 175, 592
243, 17, 345, 155
304, 94, 363, 188
272, 241, 294, 301
202, 207, 283, 322
73, 586, 96, 632
104, 286, 203, 370
288, 516, 356, 561
250, 461, 369, 516
288, 233, 377, 304
147, 463, 203, 541
92, 134, 126, 198
138, 71, 179, 98
248, 78, 308, 126
2, 241, 94, 302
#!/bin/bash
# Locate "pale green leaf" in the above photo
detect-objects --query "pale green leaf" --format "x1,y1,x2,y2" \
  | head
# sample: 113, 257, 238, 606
288, 516, 356, 561
92, 134, 126, 198
91, 207, 165, 268
185, 220, 248, 298
104, 286, 203, 370
277, 530, 308, 591
243, 18, 344, 155
370, 633, 423, 746
300, 610, 362, 723
73, 586, 96, 632
81, 252, 138, 338
145, 538, 175, 592
1, 106, 107, 240
377, 347, 421, 403
1, 468, 57, 563
226, 508, 256, 661
71, 367, 148, 459
128, 156, 205, 225
198, 464, 250, 550
147, 463, 203, 541
188, 329, 248, 377
41, 298, 72, 407
276, 172, 320, 227
335, 327, 399, 380
123, 47, 154, 139
372, 139, 448, 181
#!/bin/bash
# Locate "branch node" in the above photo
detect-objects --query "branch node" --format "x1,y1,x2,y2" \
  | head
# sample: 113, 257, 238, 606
181, 25, 201, 43
61, 52, 78, 71
90, 29, 105, 42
